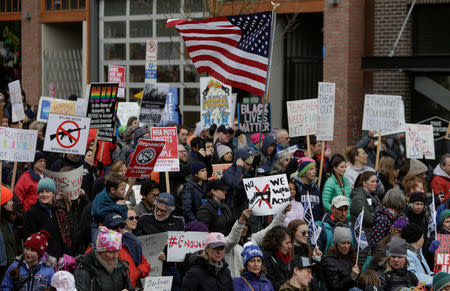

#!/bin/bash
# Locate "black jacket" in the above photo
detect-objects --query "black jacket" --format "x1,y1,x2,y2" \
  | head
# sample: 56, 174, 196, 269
321, 251, 356, 291
74, 250, 133, 291
182, 179, 207, 223
197, 199, 232, 235
262, 250, 289, 291
377, 267, 418, 291
181, 252, 233, 291
134, 212, 184, 236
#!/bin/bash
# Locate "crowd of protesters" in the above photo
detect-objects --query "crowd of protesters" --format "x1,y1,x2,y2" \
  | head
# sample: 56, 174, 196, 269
0, 91, 449, 291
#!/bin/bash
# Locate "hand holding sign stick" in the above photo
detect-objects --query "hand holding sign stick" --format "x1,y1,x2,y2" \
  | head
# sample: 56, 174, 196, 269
10, 121, 23, 190
318, 142, 325, 188
375, 130, 382, 171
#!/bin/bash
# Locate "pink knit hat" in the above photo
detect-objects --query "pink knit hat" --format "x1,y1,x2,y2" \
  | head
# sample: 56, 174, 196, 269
250, 133, 265, 144
51, 271, 76, 291
96, 226, 122, 252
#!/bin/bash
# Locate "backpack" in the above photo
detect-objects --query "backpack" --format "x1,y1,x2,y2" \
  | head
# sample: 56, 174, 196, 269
316, 221, 334, 253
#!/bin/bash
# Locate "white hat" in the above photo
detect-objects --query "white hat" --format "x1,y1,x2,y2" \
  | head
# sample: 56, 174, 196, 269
331, 195, 349, 208
51, 271, 76, 291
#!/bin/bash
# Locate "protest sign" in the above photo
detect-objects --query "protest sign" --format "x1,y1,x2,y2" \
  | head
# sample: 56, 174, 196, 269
76, 98, 87, 117
37, 97, 77, 123
140, 83, 168, 126
167, 231, 208, 262
43, 114, 90, 155
434, 234, 450, 273
144, 276, 173, 291
447, 123, 450, 140
159, 88, 179, 126
238, 103, 272, 134
277, 145, 299, 157
145, 39, 157, 83
316, 82, 335, 141
151, 127, 180, 172
117, 102, 140, 126
200, 77, 234, 127
139, 232, 168, 277
86, 83, 118, 141
43, 166, 84, 200
108, 65, 126, 98
405, 123, 435, 160
0, 127, 37, 162
362, 95, 404, 133
243, 174, 290, 216
286, 99, 318, 137
125, 139, 165, 178
209, 164, 232, 180
8, 80, 25, 122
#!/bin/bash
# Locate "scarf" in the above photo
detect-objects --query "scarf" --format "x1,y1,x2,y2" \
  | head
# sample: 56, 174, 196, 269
276, 251, 292, 265
95, 251, 117, 275
52, 201, 72, 248
122, 232, 142, 266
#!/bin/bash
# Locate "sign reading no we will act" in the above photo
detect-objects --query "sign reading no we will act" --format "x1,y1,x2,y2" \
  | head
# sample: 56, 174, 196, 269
43, 114, 90, 155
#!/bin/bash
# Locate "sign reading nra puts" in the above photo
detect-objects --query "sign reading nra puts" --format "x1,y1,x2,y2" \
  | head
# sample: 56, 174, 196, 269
44, 114, 90, 155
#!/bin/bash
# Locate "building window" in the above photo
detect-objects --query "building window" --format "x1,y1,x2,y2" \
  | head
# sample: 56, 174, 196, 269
45, 0, 86, 10
0, 0, 20, 12
99, 0, 206, 124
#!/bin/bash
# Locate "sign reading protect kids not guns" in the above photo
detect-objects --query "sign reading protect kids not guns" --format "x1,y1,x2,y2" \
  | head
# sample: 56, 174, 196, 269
125, 139, 165, 178
243, 174, 290, 216
86, 83, 118, 141
362, 95, 404, 133
167, 231, 208, 262
43, 114, 90, 155
286, 99, 318, 137
0, 127, 37, 162
434, 234, 450, 273
150, 127, 180, 172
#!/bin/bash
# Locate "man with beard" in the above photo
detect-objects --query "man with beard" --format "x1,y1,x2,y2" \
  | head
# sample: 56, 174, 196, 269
134, 193, 184, 236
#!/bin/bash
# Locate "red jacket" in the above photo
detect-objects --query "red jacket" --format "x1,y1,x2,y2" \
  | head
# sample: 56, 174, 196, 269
14, 170, 40, 211
431, 174, 450, 202
96, 140, 117, 166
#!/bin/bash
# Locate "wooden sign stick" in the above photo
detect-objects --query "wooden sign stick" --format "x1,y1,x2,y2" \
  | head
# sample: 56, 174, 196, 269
90, 130, 99, 166
306, 135, 311, 158
318, 142, 325, 188
375, 130, 382, 171
11, 122, 23, 189
165, 172, 171, 193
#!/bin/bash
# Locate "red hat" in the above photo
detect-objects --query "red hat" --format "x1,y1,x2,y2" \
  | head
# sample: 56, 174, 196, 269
0, 185, 13, 206
24, 230, 51, 257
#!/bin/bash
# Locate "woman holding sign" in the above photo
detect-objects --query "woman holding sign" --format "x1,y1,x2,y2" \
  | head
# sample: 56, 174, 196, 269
322, 154, 352, 216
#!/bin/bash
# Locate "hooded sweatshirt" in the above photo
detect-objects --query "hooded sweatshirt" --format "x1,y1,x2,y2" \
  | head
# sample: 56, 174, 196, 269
260, 136, 277, 173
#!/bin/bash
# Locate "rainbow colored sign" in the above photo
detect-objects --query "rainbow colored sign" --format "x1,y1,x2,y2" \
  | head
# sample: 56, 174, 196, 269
86, 83, 118, 141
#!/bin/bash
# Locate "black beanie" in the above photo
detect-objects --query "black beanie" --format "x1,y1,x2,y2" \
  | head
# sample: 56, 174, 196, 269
409, 192, 426, 204
33, 151, 47, 166
401, 223, 424, 244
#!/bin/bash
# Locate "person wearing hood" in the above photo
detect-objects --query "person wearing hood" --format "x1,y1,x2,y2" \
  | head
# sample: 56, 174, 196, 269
438, 209, 450, 234
182, 232, 234, 290
260, 135, 277, 173
405, 192, 429, 235
223, 149, 254, 189
431, 154, 450, 202
182, 161, 208, 222
213, 124, 235, 163
14, 151, 46, 211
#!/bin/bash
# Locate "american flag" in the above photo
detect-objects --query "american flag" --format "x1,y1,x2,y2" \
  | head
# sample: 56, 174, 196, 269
167, 12, 272, 97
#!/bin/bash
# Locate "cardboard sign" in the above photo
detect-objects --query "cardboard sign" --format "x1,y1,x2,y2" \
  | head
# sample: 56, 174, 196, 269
8, 80, 25, 122
43, 114, 90, 155
159, 88, 179, 126
117, 102, 140, 126
139, 83, 168, 126
125, 139, 165, 178
238, 103, 272, 134
405, 123, 435, 160
86, 83, 118, 141
145, 39, 157, 83
139, 232, 168, 277
0, 127, 37, 162
167, 231, 208, 262
243, 174, 290, 216
362, 94, 404, 133
144, 276, 173, 291
316, 82, 335, 141
43, 166, 84, 200
434, 234, 450, 273
150, 127, 180, 172
200, 77, 234, 127
209, 164, 232, 180
108, 65, 126, 98
37, 97, 77, 123
286, 99, 318, 137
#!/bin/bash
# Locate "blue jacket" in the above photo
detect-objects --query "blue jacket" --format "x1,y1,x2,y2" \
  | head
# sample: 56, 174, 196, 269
223, 149, 250, 189
182, 178, 207, 222
91, 188, 128, 223
260, 136, 277, 173
293, 176, 324, 221
316, 212, 355, 254
406, 248, 434, 287
233, 272, 274, 291
1, 259, 55, 291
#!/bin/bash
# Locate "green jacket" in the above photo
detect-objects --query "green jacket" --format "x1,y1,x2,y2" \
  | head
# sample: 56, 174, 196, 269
322, 174, 352, 218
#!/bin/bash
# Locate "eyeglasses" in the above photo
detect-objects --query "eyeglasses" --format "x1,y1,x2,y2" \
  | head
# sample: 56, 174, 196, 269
155, 207, 168, 214
127, 216, 139, 221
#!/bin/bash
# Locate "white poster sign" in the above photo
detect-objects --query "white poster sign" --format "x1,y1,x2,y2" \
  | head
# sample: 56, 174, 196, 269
200, 77, 233, 127
8, 80, 25, 122
405, 123, 435, 160
144, 276, 173, 291
316, 82, 335, 141
43, 114, 91, 155
151, 127, 180, 172
117, 102, 140, 126
286, 99, 318, 137
0, 127, 37, 162
243, 174, 290, 216
139, 232, 168, 277
43, 166, 84, 200
167, 231, 208, 262
362, 94, 404, 133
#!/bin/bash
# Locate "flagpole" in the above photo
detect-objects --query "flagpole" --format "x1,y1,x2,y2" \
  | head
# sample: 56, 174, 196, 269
307, 191, 318, 246
356, 206, 364, 264
432, 190, 437, 239
256, 2, 279, 156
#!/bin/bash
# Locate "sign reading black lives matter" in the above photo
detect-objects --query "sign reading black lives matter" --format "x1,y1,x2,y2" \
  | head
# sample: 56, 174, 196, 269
86, 83, 118, 141
139, 83, 169, 126
237, 103, 272, 134
243, 174, 290, 216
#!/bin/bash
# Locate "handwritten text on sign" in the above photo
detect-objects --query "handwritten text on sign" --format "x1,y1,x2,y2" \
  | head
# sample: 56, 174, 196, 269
243, 174, 290, 216
139, 232, 168, 277
108, 65, 126, 98
405, 123, 435, 160
144, 276, 173, 291
167, 231, 208, 262
238, 103, 272, 133
362, 95, 404, 132
434, 234, 450, 273
316, 82, 335, 141
286, 99, 318, 137
43, 166, 84, 200
0, 127, 37, 162
151, 127, 180, 172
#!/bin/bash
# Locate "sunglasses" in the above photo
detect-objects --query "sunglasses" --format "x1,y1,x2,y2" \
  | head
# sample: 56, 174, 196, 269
127, 216, 139, 221
300, 230, 310, 237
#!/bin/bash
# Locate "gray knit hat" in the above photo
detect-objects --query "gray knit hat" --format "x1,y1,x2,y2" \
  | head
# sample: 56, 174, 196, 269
388, 237, 408, 258
333, 226, 352, 245
217, 144, 232, 160
408, 159, 428, 176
